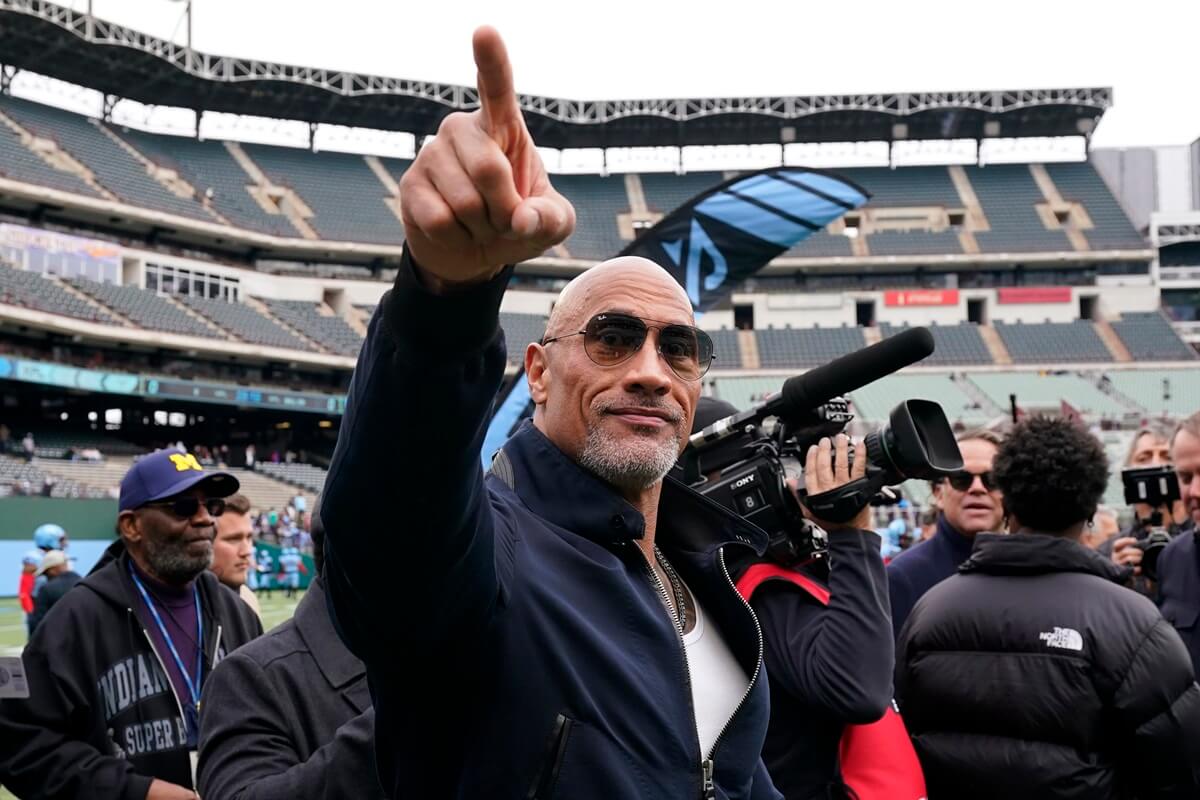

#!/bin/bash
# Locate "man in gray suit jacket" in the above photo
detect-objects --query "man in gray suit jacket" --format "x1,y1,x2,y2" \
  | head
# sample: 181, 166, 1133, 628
197, 508, 385, 800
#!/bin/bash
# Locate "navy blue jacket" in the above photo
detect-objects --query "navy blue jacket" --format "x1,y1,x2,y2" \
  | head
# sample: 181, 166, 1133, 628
748, 531, 893, 799
1158, 524, 1200, 675
321, 253, 781, 800
886, 515, 974, 640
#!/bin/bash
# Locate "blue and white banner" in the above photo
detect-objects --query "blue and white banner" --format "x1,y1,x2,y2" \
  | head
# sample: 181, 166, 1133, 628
620, 167, 869, 311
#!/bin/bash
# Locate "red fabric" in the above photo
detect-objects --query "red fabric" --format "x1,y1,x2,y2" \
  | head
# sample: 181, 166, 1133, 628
18, 572, 35, 614
736, 563, 927, 800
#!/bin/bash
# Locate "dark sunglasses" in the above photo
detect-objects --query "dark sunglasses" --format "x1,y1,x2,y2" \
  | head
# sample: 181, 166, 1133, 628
142, 496, 226, 518
945, 471, 995, 492
541, 312, 715, 381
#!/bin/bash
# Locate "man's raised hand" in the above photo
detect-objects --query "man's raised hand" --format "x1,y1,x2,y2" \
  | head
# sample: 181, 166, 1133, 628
399, 27, 575, 289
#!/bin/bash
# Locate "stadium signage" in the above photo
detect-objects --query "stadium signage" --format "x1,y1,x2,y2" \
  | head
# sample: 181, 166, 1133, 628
997, 287, 1072, 304
0, 356, 345, 415
884, 290, 960, 307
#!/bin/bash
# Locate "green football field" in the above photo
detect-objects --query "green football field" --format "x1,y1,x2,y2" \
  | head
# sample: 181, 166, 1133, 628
0, 591, 305, 800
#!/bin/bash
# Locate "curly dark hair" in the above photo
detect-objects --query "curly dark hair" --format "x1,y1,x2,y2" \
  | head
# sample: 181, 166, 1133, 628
992, 416, 1110, 533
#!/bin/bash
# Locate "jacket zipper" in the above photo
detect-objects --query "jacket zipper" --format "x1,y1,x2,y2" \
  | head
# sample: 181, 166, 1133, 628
629, 542, 705, 798
700, 547, 766, 800
210, 624, 223, 670
132, 610, 188, 737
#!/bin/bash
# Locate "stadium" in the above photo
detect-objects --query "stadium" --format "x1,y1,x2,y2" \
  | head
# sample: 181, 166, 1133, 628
0, 3, 1197, 604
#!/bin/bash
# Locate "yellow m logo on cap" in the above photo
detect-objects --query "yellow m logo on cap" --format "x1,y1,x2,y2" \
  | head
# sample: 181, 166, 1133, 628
169, 453, 204, 473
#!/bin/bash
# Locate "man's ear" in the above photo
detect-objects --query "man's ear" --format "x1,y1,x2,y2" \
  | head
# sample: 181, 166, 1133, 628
526, 342, 550, 405
116, 511, 141, 546
929, 480, 943, 509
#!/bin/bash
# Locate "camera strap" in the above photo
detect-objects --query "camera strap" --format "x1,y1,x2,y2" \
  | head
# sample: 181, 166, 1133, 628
805, 476, 875, 524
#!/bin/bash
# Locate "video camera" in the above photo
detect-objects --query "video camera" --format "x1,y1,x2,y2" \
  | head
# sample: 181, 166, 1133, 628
677, 328, 964, 567
1121, 465, 1181, 580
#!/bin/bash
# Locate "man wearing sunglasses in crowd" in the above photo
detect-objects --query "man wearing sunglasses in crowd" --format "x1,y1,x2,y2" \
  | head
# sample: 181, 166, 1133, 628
886, 429, 1005, 639
0, 448, 262, 800
319, 28, 792, 800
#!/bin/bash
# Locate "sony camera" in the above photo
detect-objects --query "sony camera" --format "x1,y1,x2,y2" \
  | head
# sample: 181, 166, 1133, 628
677, 328, 963, 567
1121, 465, 1181, 581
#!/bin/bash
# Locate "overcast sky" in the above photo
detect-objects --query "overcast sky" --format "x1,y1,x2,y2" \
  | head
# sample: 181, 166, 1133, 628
62, 0, 1200, 149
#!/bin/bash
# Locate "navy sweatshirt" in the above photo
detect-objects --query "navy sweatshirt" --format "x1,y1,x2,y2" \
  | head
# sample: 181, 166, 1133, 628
886, 515, 975, 640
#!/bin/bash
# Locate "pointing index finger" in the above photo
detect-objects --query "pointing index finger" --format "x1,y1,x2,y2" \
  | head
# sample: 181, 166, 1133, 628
473, 26, 522, 138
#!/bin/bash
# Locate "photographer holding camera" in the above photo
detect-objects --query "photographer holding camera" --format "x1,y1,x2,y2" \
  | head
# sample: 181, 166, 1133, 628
682, 340, 963, 800
1107, 422, 1189, 593
1158, 411, 1200, 674
740, 433, 917, 800
685, 398, 911, 800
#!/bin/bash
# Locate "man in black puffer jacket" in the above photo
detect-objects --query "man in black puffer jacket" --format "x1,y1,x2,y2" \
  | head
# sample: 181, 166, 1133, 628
896, 416, 1200, 799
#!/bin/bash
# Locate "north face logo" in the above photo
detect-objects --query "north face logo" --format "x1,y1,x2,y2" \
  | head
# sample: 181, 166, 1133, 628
1039, 627, 1083, 652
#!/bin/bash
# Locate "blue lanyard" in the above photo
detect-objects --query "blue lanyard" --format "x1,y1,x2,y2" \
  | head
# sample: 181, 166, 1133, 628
128, 562, 203, 710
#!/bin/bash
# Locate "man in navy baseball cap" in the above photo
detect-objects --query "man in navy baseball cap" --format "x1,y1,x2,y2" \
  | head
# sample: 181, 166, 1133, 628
0, 449, 261, 799
120, 448, 240, 513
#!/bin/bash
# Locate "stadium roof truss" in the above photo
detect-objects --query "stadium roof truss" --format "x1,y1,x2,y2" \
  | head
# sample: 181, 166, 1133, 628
0, 0, 1111, 148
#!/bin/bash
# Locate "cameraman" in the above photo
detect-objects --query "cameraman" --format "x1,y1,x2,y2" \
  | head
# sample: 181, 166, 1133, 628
698, 398, 896, 799
1158, 411, 1200, 673
1107, 422, 1189, 590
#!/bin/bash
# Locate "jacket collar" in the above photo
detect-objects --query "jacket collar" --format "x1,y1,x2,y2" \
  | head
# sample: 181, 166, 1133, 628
936, 514, 977, 558
294, 578, 367, 693
959, 532, 1126, 582
494, 421, 767, 556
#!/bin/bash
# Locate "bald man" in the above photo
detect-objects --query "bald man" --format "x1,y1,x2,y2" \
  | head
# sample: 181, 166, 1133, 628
321, 27, 783, 800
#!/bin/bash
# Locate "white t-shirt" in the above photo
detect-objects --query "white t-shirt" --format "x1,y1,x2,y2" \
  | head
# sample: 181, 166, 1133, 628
682, 591, 750, 758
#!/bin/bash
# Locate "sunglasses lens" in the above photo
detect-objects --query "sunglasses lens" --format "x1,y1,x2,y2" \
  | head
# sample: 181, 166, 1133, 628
172, 497, 200, 517
948, 472, 992, 491
585, 315, 646, 366
660, 326, 712, 381
205, 497, 226, 516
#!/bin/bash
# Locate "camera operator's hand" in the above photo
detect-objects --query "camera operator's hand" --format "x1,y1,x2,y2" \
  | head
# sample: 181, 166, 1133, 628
398, 27, 575, 291
804, 434, 871, 531
1111, 536, 1143, 575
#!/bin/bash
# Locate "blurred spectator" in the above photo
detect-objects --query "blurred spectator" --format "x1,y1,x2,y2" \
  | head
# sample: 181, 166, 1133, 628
887, 429, 1005, 638
213, 493, 261, 621
22, 431, 35, 463
897, 416, 1200, 799
245, 443, 256, 471
917, 508, 938, 543
27, 550, 81, 635
1081, 506, 1120, 550
18, 550, 40, 636
1158, 411, 1200, 674
277, 547, 305, 598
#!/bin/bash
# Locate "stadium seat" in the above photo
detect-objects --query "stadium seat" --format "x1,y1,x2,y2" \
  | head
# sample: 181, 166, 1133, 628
1044, 163, 1146, 251
0, 264, 115, 324
994, 320, 1112, 363
261, 299, 364, 357
755, 327, 867, 368
551, 174, 629, 259
67, 276, 222, 339
880, 323, 994, 366
1109, 312, 1197, 361
0, 96, 212, 222
964, 165, 1074, 253
242, 144, 406, 244
181, 295, 315, 351
115, 129, 297, 236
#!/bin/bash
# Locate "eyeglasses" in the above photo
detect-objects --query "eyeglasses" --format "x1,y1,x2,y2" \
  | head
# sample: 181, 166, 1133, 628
945, 471, 995, 492
142, 496, 226, 518
541, 312, 715, 381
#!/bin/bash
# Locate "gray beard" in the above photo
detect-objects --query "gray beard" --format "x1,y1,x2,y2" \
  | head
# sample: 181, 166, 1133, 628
143, 535, 213, 585
577, 422, 681, 493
